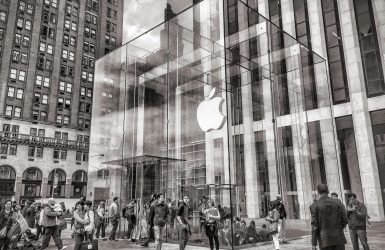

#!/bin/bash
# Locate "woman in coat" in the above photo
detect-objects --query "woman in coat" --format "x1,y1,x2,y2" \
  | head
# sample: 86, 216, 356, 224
265, 201, 281, 250
0, 200, 15, 250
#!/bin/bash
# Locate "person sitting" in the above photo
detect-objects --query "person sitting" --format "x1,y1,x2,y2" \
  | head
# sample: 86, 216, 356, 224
238, 220, 247, 245
258, 223, 271, 242
220, 218, 231, 246
245, 220, 258, 244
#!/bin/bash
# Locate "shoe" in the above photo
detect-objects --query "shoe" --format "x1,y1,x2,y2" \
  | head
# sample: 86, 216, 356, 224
102, 238, 108, 241
114, 238, 118, 241
59, 247, 68, 250
140, 242, 149, 247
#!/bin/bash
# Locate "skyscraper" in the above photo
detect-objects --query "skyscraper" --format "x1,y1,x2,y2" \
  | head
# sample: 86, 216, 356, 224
0, 0, 124, 206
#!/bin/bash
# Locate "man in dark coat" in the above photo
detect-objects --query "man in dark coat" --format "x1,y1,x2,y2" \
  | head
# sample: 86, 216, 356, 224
310, 184, 348, 250
347, 193, 370, 250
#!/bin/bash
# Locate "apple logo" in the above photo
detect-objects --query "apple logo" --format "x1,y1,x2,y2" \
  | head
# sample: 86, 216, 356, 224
197, 88, 226, 132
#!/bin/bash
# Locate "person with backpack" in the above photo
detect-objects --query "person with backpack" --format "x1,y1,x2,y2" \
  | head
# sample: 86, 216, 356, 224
41, 198, 67, 250
73, 201, 89, 250
148, 193, 169, 250
83, 200, 95, 241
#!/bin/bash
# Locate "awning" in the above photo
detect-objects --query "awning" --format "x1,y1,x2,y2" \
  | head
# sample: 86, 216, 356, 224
102, 154, 186, 166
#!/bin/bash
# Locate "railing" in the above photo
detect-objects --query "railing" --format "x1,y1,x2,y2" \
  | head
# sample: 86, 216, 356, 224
0, 131, 89, 150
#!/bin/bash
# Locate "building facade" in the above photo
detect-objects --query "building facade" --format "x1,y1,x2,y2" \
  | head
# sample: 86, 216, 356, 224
0, 0, 124, 206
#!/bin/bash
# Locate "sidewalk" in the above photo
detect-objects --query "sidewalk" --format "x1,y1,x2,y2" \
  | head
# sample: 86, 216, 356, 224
45, 222, 385, 249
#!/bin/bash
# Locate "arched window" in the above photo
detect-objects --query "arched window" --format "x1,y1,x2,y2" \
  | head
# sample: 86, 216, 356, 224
71, 170, 87, 198
48, 169, 66, 198
22, 167, 42, 199
0, 165, 16, 203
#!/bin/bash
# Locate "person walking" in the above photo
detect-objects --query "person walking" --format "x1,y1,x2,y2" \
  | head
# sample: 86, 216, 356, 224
275, 195, 287, 244
347, 193, 370, 250
84, 200, 95, 241
0, 200, 16, 250
265, 200, 280, 250
23, 200, 36, 229
57, 202, 67, 237
95, 201, 107, 240
176, 196, 191, 250
108, 196, 120, 241
73, 201, 89, 250
148, 193, 169, 250
198, 196, 208, 243
41, 198, 67, 250
310, 184, 348, 250
125, 201, 136, 240
203, 199, 221, 250
140, 194, 158, 247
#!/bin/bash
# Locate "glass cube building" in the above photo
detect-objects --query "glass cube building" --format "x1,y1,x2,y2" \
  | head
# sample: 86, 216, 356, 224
87, 0, 385, 248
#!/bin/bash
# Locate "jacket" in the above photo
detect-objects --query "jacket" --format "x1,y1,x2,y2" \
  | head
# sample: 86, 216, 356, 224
108, 202, 119, 221
310, 195, 348, 249
0, 209, 14, 231
149, 202, 169, 227
347, 201, 367, 230
42, 206, 61, 227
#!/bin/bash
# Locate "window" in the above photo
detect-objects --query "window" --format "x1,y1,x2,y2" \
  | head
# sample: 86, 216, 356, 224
66, 83, 72, 93
62, 49, 68, 59
64, 19, 70, 29
12, 50, 20, 62
70, 37, 76, 46
17, 18, 24, 28
71, 21, 77, 31
28, 146, 35, 157
68, 67, 74, 77
14, 107, 21, 117
89, 58, 94, 68
39, 42, 46, 52
0, 28, 3, 40
19, 71, 26, 81
10, 69, 17, 79
22, 36, 30, 47
57, 97, 64, 108
30, 128, 37, 136
90, 43, 95, 53
81, 71, 87, 80
53, 149, 60, 159
52, 0, 57, 8
43, 77, 50, 87
60, 64, 66, 76
82, 55, 88, 66
21, 53, 28, 64
7, 86, 15, 97
111, 37, 116, 46
84, 119, 90, 129
83, 42, 89, 52
63, 116, 70, 125
54, 131, 61, 139
91, 29, 96, 38
79, 102, 85, 112
56, 115, 62, 123
82, 152, 88, 161
25, 20, 32, 30
69, 51, 75, 61
86, 103, 92, 113
60, 150, 67, 160
80, 87, 86, 96
27, 4, 33, 14
87, 89, 92, 98
40, 111, 47, 121
59, 81, 65, 91
42, 94, 48, 104
65, 99, 71, 109
36, 75, 42, 85
63, 34, 69, 45
0, 11, 7, 22
19, 1, 26, 11
36, 147, 43, 158
78, 118, 84, 128
76, 151, 82, 161
66, 4, 72, 14
16, 89, 23, 99
50, 13, 57, 23
84, 27, 90, 37
15, 34, 21, 45
0, 143, 8, 154
32, 110, 39, 120
47, 44, 53, 54
88, 73, 93, 82
5, 105, 12, 116
9, 145, 17, 155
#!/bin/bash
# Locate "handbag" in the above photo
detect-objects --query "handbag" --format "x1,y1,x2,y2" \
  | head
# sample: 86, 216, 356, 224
17, 216, 29, 233
0, 226, 7, 239
267, 221, 278, 234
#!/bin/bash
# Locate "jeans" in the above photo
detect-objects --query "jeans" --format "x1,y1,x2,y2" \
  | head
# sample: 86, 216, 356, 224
41, 226, 63, 250
350, 229, 370, 250
205, 223, 219, 250
178, 225, 189, 250
154, 225, 164, 250
126, 221, 134, 239
73, 233, 84, 250
96, 222, 106, 238
110, 220, 119, 240
0, 237, 10, 250
278, 218, 286, 241
272, 232, 279, 250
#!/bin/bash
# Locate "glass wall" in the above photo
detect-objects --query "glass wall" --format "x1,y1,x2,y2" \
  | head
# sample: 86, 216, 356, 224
88, 0, 338, 248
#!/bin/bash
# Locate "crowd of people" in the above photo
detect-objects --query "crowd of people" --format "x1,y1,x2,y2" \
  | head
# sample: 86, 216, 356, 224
0, 187, 374, 250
